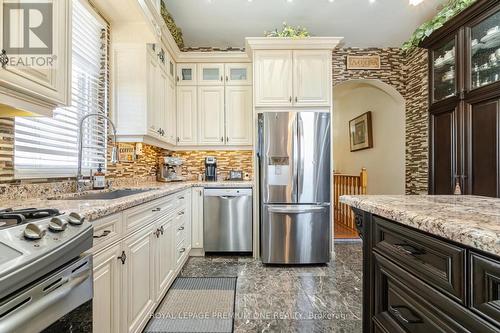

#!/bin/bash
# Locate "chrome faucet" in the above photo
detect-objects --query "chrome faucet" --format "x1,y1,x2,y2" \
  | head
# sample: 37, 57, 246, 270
76, 113, 119, 192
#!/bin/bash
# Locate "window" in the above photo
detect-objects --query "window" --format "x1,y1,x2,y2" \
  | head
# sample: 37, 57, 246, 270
14, 0, 109, 179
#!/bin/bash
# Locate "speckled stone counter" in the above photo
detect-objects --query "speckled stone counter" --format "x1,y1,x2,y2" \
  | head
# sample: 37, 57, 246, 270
0, 181, 254, 222
339, 195, 500, 257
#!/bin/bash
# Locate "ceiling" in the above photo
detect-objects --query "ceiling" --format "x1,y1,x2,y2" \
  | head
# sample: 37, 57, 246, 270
164, 0, 446, 49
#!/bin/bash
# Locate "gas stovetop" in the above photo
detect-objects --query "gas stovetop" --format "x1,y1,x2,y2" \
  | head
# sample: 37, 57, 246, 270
0, 208, 62, 230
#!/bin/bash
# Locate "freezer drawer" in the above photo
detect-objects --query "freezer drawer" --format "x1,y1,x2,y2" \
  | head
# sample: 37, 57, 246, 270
204, 188, 253, 252
262, 204, 330, 264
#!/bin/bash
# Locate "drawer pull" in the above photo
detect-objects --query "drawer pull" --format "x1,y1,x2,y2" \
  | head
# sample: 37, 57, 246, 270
152, 208, 161, 212
93, 230, 111, 239
394, 243, 426, 256
178, 226, 185, 231
178, 196, 185, 200
159, 226, 164, 235
117, 251, 127, 265
389, 305, 423, 324
179, 248, 186, 253
154, 229, 160, 238
178, 211, 185, 216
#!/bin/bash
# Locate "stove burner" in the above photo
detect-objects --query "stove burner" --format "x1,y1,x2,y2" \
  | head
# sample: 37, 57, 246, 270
0, 208, 61, 229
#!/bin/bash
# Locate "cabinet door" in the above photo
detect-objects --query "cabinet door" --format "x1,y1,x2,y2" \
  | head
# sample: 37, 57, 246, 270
225, 63, 252, 86
254, 50, 293, 107
93, 244, 121, 333
430, 36, 458, 103
165, 77, 177, 144
176, 86, 198, 145
158, 67, 169, 141
191, 187, 204, 249
198, 86, 225, 145
176, 63, 197, 85
0, 0, 71, 107
147, 50, 160, 137
155, 215, 175, 301
464, 99, 500, 197
122, 226, 156, 333
293, 50, 331, 106
225, 86, 253, 145
198, 63, 224, 85
430, 106, 459, 195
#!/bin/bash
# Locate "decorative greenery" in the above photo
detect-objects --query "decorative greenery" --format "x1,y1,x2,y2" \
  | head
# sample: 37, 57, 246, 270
160, 1, 185, 49
264, 22, 310, 38
402, 0, 477, 52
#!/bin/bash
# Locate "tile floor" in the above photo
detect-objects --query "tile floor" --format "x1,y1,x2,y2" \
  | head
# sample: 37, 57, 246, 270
179, 242, 363, 333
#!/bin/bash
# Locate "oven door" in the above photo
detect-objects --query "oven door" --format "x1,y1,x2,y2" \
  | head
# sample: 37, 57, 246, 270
0, 255, 93, 333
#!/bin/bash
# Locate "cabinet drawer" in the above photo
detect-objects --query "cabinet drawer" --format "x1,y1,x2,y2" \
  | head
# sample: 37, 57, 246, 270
175, 190, 189, 207
470, 252, 500, 326
373, 252, 497, 333
91, 213, 123, 252
123, 196, 176, 233
176, 240, 188, 265
373, 216, 466, 303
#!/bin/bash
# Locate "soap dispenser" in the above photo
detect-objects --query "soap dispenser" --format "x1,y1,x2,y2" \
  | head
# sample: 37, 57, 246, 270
93, 164, 106, 190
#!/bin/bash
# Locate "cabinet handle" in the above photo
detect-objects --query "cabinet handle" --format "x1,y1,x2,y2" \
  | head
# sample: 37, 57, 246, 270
179, 248, 186, 253
178, 211, 185, 216
226, 137, 229, 143
178, 226, 185, 231
295, 97, 298, 102
221, 137, 224, 142
178, 196, 185, 200
289, 96, 292, 103
154, 229, 160, 238
117, 251, 127, 264
226, 75, 229, 82
159, 226, 164, 235
393, 243, 426, 256
388, 305, 423, 324
0, 50, 8, 69
177, 137, 180, 142
152, 207, 161, 212
176, 75, 179, 82
220, 76, 223, 82
93, 230, 111, 239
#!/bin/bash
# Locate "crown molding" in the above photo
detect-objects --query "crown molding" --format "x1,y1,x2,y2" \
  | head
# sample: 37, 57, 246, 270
245, 37, 343, 58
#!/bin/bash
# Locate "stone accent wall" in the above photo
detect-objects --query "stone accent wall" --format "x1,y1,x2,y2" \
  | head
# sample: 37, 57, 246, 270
332, 47, 429, 194
107, 143, 163, 179
169, 150, 253, 180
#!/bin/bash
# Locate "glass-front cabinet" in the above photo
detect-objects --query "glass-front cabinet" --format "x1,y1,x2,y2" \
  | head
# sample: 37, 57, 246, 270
176, 64, 197, 85
469, 9, 500, 90
432, 38, 457, 102
198, 64, 224, 85
225, 63, 252, 85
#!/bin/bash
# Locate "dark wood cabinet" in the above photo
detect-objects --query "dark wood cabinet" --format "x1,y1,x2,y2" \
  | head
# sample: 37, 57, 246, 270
422, 0, 500, 197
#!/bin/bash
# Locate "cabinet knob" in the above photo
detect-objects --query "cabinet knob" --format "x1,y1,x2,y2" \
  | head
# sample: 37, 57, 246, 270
179, 248, 186, 253
0, 50, 8, 69
117, 251, 127, 264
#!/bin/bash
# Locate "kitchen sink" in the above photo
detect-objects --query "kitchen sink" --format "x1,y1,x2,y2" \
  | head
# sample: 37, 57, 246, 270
50, 189, 154, 200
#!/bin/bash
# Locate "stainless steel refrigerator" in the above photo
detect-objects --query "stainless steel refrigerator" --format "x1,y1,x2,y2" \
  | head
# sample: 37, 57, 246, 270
258, 111, 331, 264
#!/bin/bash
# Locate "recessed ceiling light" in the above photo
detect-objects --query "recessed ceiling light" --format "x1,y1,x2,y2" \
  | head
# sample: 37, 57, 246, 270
329, 0, 334, 2
409, 0, 424, 5
286, 0, 293, 2
369, 0, 376, 3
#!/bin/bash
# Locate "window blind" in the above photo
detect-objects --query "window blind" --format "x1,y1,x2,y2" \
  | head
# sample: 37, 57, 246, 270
14, 0, 110, 179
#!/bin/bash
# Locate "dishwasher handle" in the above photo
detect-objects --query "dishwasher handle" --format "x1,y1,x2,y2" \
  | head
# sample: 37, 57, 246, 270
204, 188, 252, 197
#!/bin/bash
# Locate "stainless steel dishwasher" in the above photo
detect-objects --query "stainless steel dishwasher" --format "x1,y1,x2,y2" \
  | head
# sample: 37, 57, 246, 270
204, 188, 253, 252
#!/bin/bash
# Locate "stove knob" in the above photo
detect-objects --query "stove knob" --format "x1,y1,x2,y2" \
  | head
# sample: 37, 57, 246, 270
24, 223, 46, 240
48, 217, 68, 232
68, 212, 85, 225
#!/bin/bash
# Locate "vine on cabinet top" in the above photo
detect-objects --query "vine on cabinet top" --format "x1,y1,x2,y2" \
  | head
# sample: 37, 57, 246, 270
402, 0, 477, 53
264, 22, 310, 38
160, 1, 185, 49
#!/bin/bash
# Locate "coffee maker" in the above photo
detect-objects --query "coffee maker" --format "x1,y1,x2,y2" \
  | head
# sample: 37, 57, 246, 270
158, 157, 184, 182
204, 157, 217, 181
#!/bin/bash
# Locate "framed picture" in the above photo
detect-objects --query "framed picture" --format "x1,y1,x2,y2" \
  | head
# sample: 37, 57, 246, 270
349, 111, 373, 152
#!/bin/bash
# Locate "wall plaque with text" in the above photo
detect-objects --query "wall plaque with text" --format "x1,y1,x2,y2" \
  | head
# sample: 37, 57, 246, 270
346, 55, 381, 70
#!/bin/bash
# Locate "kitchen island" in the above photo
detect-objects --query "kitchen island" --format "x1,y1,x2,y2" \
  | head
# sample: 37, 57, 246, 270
340, 195, 500, 333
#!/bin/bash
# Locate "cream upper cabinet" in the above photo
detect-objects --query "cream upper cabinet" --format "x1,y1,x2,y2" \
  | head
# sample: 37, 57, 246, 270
154, 215, 175, 302
176, 64, 197, 85
198, 86, 225, 145
93, 243, 121, 333
146, 48, 161, 138
198, 63, 224, 86
165, 77, 177, 144
0, 0, 71, 115
225, 86, 253, 145
122, 225, 156, 333
176, 86, 198, 145
225, 63, 252, 86
293, 50, 331, 107
254, 50, 293, 107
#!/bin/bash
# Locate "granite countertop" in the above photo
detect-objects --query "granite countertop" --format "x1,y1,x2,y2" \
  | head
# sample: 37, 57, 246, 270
340, 195, 500, 257
1, 181, 254, 222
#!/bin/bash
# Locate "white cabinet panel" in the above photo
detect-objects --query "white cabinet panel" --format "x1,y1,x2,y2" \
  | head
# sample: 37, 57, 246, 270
147, 49, 161, 138
176, 86, 198, 145
198, 63, 224, 86
155, 215, 175, 301
191, 187, 204, 249
198, 86, 225, 145
254, 50, 293, 107
93, 244, 121, 333
225, 86, 253, 145
165, 77, 176, 144
293, 50, 331, 107
225, 63, 252, 86
176, 63, 197, 85
122, 226, 156, 333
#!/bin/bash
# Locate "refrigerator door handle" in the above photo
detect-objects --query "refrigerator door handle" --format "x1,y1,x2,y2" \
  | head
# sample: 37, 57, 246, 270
267, 206, 327, 214
292, 114, 299, 203
297, 114, 304, 198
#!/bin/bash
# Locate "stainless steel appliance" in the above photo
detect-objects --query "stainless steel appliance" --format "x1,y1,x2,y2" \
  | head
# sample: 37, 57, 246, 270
158, 156, 185, 182
205, 157, 217, 181
204, 188, 253, 252
258, 112, 331, 264
0, 208, 93, 333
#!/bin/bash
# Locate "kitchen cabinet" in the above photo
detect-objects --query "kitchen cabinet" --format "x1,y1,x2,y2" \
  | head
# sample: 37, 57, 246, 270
0, 0, 71, 116
225, 63, 252, 86
198, 63, 225, 85
423, 0, 500, 197
165, 76, 177, 144
176, 86, 198, 145
176, 63, 197, 85
154, 214, 175, 302
198, 86, 225, 145
225, 86, 253, 145
92, 243, 121, 333
293, 50, 331, 107
254, 50, 293, 107
191, 187, 204, 249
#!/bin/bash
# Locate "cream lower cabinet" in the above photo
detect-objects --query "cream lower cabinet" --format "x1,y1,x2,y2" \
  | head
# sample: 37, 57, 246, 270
191, 187, 204, 249
92, 189, 192, 333
225, 86, 253, 145
198, 86, 225, 145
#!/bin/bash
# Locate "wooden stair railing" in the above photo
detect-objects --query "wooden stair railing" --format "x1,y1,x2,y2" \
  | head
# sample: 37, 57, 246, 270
334, 168, 367, 232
